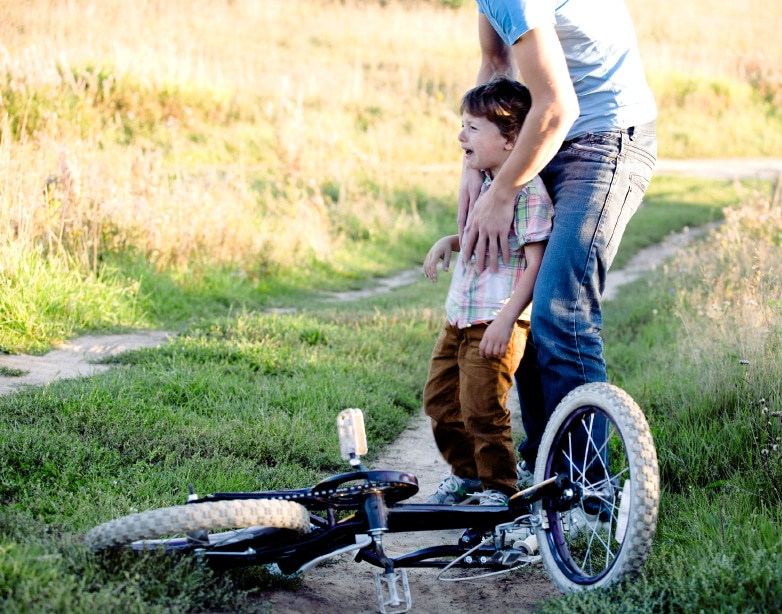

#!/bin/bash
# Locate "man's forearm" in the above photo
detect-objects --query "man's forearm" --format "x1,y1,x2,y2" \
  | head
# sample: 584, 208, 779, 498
486, 103, 571, 203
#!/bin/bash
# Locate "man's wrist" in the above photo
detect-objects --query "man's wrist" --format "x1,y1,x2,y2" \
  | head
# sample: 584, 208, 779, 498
486, 181, 517, 210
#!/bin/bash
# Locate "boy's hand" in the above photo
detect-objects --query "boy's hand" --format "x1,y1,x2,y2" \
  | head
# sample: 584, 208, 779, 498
479, 314, 516, 359
423, 236, 455, 283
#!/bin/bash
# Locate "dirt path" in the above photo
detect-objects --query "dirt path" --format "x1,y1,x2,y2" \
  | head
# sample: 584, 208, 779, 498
2, 158, 778, 613
0, 331, 175, 395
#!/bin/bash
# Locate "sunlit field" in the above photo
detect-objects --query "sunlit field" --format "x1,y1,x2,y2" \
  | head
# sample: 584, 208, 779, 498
1, 0, 781, 350
3, 3, 782, 612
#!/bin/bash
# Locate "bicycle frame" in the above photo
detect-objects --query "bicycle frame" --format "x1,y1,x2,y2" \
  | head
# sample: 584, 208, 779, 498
185, 470, 576, 575
92, 388, 660, 614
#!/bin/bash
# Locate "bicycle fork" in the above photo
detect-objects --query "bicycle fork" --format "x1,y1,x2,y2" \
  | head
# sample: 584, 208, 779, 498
363, 490, 412, 614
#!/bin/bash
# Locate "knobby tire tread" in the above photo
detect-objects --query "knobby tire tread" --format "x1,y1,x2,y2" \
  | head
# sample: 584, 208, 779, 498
86, 499, 310, 551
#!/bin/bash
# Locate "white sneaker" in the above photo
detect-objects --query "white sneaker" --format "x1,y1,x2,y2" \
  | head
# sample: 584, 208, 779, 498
477, 489, 509, 507
516, 460, 535, 490
566, 506, 613, 540
425, 473, 482, 504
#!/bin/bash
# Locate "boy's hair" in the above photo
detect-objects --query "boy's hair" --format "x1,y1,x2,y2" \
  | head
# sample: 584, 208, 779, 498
460, 77, 532, 143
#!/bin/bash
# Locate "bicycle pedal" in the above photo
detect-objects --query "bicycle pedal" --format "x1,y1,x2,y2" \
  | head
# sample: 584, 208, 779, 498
373, 568, 412, 614
491, 549, 524, 566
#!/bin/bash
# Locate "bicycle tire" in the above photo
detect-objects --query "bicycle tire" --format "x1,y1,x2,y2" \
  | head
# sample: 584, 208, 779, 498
534, 382, 659, 592
86, 499, 310, 551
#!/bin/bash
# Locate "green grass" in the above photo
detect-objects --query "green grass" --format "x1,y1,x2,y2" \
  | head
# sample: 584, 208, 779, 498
651, 71, 782, 158
611, 175, 749, 270
0, 281, 447, 612
2, 175, 782, 611
0, 367, 27, 377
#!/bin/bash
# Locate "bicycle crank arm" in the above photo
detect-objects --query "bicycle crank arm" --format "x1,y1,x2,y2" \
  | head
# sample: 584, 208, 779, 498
297, 534, 373, 573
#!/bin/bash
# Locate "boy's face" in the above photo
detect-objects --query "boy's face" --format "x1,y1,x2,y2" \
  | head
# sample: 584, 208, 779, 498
458, 111, 514, 176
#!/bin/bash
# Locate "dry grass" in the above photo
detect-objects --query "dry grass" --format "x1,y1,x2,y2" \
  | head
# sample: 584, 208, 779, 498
666, 182, 782, 372
1, 0, 780, 278
629, 0, 782, 83
0, 0, 475, 275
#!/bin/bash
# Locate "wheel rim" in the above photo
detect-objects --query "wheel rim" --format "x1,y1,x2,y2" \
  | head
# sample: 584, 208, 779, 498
541, 404, 630, 585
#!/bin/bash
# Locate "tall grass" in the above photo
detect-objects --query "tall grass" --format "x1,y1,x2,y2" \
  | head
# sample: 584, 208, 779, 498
1, 0, 470, 350
535, 180, 782, 612
630, 0, 782, 156
2, 0, 781, 351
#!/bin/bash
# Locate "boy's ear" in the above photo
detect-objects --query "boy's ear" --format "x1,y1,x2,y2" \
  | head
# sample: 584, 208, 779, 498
504, 138, 515, 151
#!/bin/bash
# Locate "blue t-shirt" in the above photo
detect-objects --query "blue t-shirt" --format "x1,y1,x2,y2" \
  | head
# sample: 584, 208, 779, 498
475, 0, 657, 140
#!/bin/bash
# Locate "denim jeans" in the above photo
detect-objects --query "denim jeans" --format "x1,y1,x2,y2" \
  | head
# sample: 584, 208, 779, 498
516, 121, 657, 469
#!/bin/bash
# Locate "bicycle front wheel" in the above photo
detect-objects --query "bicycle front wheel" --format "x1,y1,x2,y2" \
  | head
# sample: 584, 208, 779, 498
86, 499, 310, 551
534, 382, 659, 592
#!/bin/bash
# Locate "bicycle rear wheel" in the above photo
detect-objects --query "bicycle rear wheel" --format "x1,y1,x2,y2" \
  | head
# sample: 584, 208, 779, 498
86, 499, 310, 551
534, 382, 659, 592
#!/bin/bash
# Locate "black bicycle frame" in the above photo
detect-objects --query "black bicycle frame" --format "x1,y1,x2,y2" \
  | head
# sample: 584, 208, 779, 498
188, 472, 575, 574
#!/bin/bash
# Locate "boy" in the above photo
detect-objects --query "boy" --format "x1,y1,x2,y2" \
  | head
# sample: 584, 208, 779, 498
422, 77, 554, 506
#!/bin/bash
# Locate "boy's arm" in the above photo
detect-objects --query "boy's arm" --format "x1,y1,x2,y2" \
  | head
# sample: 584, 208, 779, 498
479, 241, 545, 359
423, 234, 460, 283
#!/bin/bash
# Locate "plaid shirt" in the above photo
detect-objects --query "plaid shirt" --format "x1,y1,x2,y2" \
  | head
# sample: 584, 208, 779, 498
445, 173, 554, 328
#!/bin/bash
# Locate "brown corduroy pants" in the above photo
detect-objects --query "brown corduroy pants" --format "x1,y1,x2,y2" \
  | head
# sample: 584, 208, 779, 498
423, 320, 528, 496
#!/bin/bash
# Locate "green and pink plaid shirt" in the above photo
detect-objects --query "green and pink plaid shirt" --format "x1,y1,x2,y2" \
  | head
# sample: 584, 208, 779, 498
445, 173, 554, 328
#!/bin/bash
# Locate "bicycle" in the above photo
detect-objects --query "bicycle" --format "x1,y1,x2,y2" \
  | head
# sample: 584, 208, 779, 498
86, 382, 660, 613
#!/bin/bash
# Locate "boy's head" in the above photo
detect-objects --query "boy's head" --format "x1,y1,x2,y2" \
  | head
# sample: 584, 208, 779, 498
460, 77, 532, 144
458, 77, 532, 176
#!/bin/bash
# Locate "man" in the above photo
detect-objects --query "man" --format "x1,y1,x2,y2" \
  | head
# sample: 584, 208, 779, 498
459, 0, 657, 476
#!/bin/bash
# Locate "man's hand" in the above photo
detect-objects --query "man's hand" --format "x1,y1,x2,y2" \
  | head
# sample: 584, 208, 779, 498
461, 184, 515, 274
457, 165, 485, 241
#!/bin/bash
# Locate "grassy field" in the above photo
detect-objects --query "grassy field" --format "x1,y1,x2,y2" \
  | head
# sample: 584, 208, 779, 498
2, 0, 782, 352
2, 0, 782, 611
1, 176, 780, 612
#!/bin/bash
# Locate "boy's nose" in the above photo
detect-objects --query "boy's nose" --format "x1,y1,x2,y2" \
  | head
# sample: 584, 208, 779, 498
457, 128, 466, 143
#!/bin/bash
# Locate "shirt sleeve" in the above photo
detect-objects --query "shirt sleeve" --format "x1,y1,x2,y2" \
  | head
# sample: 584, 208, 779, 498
475, 0, 556, 47
516, 175, 554, 244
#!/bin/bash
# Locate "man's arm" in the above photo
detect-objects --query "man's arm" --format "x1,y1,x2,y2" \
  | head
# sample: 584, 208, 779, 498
462, 23, 579, 273
476, 13, 515, 83
479, 241, 545, 359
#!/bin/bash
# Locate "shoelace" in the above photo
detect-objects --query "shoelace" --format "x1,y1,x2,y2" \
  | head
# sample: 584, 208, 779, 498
436, 474, 462, 494
479, 491, 508, 506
